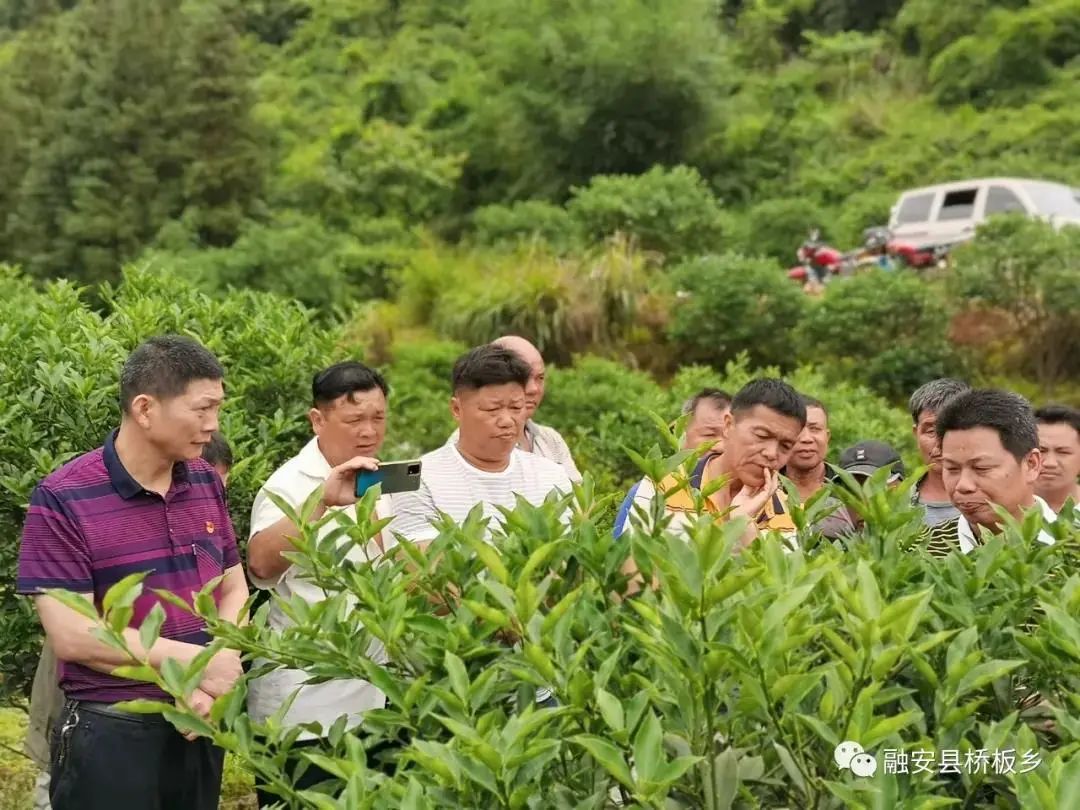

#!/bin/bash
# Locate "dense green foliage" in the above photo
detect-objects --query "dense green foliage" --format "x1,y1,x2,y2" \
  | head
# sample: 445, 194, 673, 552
1, 0, 1078, 270
3, 1, 1080, 805
0, 266, 914, 707
666, 254, 807, 372
948, 217, 1080, 395
0, 0, 264, 282
63, 459, 1080, 808
2, 0, 1079, 402
797, 271, 962, 400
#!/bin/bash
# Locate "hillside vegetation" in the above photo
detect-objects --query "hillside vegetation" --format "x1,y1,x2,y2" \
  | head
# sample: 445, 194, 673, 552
2, 5, 1080, 806
1, 0, 1079, 400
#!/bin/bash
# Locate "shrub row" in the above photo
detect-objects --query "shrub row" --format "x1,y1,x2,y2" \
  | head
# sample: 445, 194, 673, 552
0, 264, 911, 705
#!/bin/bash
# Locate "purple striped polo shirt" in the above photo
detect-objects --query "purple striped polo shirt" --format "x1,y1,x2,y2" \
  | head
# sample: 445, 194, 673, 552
17, 430, 240, 703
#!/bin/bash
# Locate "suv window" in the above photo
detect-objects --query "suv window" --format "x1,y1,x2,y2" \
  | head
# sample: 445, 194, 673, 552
985, 186, 1026, 215
896, 193, 934, 224
937, 188, 978, 221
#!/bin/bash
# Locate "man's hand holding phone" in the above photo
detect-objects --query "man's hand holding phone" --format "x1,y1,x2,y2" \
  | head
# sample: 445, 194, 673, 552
322, 456, 380, 508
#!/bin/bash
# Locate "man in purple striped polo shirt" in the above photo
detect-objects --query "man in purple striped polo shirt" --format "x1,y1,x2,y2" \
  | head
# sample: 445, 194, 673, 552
16, 335, 249, 810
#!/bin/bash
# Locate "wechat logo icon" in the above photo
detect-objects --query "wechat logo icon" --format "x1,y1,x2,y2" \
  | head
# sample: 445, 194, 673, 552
835, 740, 878, 778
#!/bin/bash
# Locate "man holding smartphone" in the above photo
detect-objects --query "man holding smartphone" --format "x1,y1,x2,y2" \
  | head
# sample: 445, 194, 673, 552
246, 361, 397, 805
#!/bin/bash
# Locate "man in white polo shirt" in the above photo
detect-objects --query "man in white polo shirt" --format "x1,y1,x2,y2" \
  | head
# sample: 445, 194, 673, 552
391, 344, 573, 544
246, 362, 395, 806
924, 388, 1058, 556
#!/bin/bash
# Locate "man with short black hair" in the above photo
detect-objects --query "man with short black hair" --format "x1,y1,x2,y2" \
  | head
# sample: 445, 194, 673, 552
17, 335, 248, 810
924, 389, 1056, 555
246, 361, 397, 803
612, 388, 732, 538
1035, 405, 1080, 514
391, 344, 573, 543
449, 335, 581, 481
626, 379, 805, 546
909, 378, 970, 526
782, 398, 864, 541
25, 430, 238, 810
786, 397, 830, 501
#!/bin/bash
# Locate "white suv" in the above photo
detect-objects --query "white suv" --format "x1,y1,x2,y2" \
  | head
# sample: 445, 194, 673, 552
888, 177, 1080, 249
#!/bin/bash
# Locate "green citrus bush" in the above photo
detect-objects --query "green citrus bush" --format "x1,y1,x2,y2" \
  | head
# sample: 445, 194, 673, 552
75, 463, 1080, 809
0, 263, 922, 712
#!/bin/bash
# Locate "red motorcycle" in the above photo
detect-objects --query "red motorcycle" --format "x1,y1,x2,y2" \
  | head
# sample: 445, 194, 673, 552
888, 238, 949, 269
786, 229, 846, 287
868, 227, 951, 269
788, 228, 950, 289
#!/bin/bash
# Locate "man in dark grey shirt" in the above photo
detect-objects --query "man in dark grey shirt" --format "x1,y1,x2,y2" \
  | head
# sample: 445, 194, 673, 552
909, 379, 969, 526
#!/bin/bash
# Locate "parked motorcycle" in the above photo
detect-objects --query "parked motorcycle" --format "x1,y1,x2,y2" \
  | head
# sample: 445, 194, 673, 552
861, 225, 953, 269
787, 227, 951, 291
888, 238, 950, 269
786, 229, 846, 289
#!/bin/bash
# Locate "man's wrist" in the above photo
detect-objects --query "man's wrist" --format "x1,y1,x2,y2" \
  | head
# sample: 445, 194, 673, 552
150, 637, 203, 669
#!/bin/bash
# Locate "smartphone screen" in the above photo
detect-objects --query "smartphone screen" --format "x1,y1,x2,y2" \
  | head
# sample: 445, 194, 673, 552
354, 468, 385, 498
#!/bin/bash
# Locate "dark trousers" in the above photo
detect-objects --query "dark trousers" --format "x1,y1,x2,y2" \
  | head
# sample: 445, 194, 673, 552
255, 735, 403, 808
50, 699, 224, 810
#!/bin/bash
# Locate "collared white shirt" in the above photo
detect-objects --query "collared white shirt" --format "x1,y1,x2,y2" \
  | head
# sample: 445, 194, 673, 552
246, 437, 393, 739
956, 496, 1058, 554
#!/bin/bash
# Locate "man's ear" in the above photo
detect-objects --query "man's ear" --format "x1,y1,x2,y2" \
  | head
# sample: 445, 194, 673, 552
308, 407, 323, 435
1023, 448, 1043, 486
450, 395, 462, 424
721, 410, 735, 439
128, 394, 154, 429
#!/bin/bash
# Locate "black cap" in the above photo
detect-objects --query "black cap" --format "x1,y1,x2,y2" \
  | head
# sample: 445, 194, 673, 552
838, 441, 905, 481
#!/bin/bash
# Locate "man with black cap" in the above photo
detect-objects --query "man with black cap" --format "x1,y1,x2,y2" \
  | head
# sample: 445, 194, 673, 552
838, 440, 906, 486
817, 440, 906, 538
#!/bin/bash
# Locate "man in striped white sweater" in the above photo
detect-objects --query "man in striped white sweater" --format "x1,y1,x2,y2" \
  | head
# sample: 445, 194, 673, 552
447, 335, 581, 483
390, 344, 573, 544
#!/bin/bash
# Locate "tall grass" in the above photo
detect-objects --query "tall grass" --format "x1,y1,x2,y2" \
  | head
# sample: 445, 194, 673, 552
385, 236, 663, 365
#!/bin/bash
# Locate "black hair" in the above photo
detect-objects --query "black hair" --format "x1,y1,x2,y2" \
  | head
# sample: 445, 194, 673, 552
682, 388, 733, 416
909, 378, 970, 424
120, 335, 224, 413
312, 362, 389, 408
936, 388, 1038, 461
801, 395, 828, 418
730, 379, 807, 427
201, 431, 233, 469
1035, 404, 1080, 439
452, 344, 530, 392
